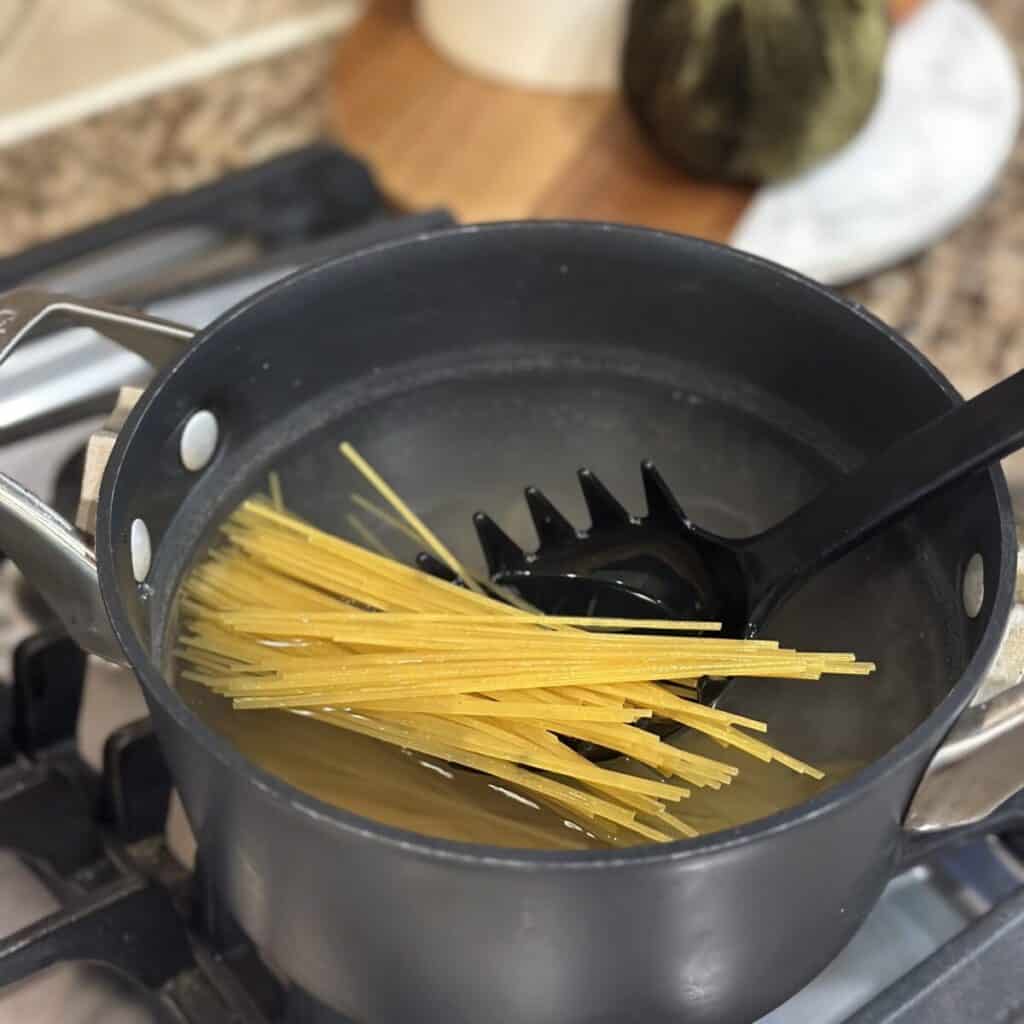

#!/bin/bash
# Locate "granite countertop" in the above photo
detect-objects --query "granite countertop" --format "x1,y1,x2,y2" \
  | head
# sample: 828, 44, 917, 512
845, 0, 1024, 498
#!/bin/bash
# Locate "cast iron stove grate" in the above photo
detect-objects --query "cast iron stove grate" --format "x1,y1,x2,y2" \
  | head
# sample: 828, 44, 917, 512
0, 626, 350, 1024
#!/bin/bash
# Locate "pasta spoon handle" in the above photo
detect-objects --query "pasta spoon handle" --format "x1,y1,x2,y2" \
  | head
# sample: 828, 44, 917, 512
741, 367, 1024, 629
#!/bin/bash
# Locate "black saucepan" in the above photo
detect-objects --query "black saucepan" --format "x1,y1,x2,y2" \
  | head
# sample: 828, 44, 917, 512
0, 222, 1022, 1024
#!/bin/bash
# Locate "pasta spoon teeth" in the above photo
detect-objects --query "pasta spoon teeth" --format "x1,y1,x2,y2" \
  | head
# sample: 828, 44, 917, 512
417, 464, 721, 623
473, 512, 529, 576
476, 463, 725, 625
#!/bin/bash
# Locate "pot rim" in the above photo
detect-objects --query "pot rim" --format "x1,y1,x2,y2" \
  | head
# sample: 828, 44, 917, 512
97, 220, 1018, 870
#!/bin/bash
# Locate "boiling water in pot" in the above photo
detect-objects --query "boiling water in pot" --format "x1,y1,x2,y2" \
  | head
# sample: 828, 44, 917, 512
171, 354, 960, 849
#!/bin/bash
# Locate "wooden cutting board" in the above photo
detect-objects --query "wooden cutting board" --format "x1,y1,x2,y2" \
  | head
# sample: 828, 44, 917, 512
331, 0, 926, 243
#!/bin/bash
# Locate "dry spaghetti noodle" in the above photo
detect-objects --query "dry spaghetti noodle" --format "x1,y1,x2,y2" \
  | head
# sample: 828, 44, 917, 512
176, 444, 875, 845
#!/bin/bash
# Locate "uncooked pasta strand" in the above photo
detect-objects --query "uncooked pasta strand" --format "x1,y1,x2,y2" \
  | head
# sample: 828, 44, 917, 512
175, 454, 877, 847
340, 442, 486, 594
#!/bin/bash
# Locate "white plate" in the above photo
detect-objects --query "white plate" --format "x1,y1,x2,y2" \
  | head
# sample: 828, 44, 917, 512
729, 0, 1021, 286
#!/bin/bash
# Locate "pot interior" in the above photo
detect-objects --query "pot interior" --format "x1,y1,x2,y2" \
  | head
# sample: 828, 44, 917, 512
103, 225, 1009, 848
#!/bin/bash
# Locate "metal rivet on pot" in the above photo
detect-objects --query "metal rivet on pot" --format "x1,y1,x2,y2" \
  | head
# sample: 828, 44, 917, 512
963, 553, 984, 618
131, 519, 152, 583
179, 409, 219, 472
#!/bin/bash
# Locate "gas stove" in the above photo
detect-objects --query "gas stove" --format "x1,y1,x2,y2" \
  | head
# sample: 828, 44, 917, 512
0, 144, 1021, 1024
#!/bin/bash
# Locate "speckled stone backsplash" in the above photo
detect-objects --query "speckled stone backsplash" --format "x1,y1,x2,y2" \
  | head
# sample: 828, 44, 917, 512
845, 0, 1023, 499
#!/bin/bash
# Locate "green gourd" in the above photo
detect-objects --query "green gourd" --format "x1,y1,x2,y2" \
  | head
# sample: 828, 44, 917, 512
622, 0, 890, 182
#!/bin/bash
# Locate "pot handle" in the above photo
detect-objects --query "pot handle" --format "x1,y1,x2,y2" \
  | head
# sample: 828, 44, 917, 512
0, 288, 197, 664
899, 555, 1024, 865
0, 287, 194, 366
898, 792, 1024, 869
